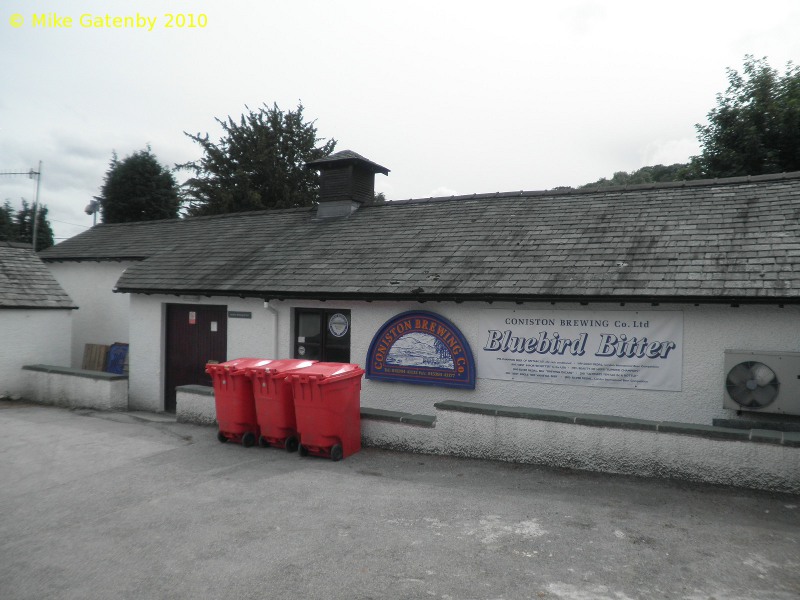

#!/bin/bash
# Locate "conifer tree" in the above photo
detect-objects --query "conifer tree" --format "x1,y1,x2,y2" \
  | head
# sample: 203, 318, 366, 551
179, 103, 336, 216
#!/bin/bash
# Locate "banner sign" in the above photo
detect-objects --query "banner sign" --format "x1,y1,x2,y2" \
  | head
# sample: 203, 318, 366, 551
478, 309, 683, 391
366, 311, 476, 389
228, 311, 252, 319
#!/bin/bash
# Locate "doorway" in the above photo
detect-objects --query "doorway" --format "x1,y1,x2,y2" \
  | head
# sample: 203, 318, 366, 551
293, 309, 351, 363
164, 304, 227, 413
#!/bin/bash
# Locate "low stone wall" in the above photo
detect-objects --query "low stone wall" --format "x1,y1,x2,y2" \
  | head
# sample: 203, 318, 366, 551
360, 408, 439, 454
362, 401, 800, 494
171, 389, 800, 493
176, 385, 216, 425
22, 364, 128, 411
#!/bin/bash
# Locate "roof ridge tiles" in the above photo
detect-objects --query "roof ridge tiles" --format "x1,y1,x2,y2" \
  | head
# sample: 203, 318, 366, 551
57, 170, 800, 234
570, 171, 800, 194
88, 205, 314, 229
385, 171, 800, 206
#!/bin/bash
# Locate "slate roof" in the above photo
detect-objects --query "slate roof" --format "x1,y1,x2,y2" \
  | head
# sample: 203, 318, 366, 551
39, 172, 800, 304
0, 242, 76, 309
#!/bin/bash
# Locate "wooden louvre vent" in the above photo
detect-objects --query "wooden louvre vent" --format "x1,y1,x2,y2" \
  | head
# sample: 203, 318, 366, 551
306, 150, 389, 218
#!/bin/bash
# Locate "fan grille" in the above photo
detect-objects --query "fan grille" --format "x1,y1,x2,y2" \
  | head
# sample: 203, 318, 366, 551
725, 361, 779, 409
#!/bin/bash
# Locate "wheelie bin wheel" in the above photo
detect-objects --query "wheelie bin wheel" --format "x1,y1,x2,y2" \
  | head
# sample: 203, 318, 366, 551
217, 431, 228, 443
285, 435, 300, 453
258, 435, 269, 448
241, 432, 256, 447
330, 444, 344, 462
298, 444, 309, 457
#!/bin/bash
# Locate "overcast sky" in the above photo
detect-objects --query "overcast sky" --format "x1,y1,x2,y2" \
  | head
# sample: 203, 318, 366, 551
2, 0, 799, 243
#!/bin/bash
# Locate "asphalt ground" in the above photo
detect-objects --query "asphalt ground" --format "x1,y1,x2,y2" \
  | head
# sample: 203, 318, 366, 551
0, 400, 798, 600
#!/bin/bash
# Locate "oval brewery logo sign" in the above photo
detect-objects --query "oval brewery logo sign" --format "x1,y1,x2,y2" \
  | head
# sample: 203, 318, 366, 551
366, 311, 475, 389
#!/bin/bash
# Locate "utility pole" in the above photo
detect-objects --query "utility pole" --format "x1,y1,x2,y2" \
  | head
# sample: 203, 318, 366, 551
32, 161, 42, 251
0, 163, 42, 250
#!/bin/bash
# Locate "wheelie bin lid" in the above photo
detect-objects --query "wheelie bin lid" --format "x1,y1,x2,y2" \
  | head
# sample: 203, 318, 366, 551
205, 357, 266, 375
241, 359, 317, 378
287, 362, 365, 383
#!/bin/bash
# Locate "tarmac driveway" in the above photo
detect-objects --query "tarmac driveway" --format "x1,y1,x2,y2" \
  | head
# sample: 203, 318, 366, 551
0, 400, 798, 600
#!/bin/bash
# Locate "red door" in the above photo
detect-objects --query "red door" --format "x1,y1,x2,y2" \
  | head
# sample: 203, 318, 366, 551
164, 304, 227, 413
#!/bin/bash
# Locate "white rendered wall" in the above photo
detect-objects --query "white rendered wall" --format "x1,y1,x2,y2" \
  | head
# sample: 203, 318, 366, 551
0, 310, 72, 397
47, 261, 133, 368
128, 294, 277, 411
271, 300, 800, 426
127, 294, 800, 424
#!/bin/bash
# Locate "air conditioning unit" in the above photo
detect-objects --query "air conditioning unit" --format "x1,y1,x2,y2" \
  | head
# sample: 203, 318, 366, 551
723, 350, 800, 416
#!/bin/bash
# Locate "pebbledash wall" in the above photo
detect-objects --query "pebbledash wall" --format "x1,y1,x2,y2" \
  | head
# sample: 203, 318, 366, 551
47, 262, 133, 368
0, 309, 72, 398
127, 293, 800, 425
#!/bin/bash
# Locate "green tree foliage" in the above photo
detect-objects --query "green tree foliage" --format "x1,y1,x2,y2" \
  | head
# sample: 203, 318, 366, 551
0, 199, 54, 251
15, 200, 55, 251
179, 103, 337, 216
579, 163, 691, 189
691, 56, 800, 177
576, 56, 800, 188
0, 200, 15, 241
99, 148, 180, 223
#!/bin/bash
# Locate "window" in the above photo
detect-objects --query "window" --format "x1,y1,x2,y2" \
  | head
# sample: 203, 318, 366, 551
293, 309, 351, 362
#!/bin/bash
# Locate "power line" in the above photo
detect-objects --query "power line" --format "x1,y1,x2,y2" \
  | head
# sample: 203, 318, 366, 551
49, 218, 91, 229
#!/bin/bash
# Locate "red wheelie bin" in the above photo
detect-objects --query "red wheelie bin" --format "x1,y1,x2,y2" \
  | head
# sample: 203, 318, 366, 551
242, 358, 316, 452
288, 362, 365, 461
206, 358, 264, 447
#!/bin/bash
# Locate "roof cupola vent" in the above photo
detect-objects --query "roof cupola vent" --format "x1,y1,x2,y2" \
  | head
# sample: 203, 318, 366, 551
306, 150, 389, 218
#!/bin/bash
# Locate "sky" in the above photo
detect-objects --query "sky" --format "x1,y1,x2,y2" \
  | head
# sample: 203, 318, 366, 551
1, 1, 799, 243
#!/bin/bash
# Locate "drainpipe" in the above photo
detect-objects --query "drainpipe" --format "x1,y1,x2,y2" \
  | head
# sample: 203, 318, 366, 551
264, 300, 279, 358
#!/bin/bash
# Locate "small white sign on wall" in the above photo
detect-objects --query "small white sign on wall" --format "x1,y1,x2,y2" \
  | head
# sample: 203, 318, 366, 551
477, 309, 683, 391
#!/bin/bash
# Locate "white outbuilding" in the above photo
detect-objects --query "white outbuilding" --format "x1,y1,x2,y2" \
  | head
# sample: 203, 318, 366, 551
38, 153, 800, 491
0, 241, 74, 398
